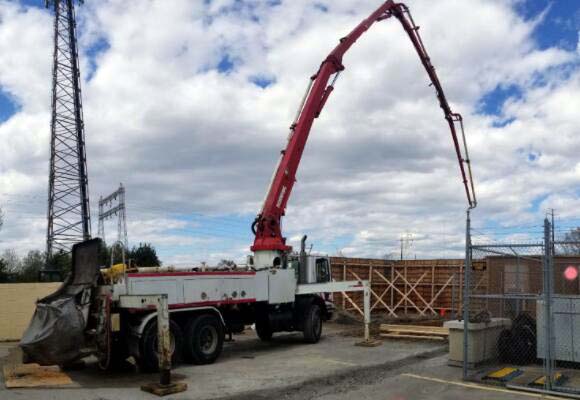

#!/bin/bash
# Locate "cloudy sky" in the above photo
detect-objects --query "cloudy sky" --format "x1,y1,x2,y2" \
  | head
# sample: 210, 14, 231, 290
0, 0, 579, 264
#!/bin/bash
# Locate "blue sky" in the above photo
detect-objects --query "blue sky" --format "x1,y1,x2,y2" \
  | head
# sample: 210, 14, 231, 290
1, 0, 579, 263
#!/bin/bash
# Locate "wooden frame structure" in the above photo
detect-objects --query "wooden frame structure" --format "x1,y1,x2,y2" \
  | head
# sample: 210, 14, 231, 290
330, 257, 475, 319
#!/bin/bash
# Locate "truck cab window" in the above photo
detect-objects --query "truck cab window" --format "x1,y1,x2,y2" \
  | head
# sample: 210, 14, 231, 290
316, 258, 330, 283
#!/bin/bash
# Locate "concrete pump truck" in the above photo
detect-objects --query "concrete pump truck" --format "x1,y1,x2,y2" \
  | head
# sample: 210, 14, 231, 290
21, 0, 475, 376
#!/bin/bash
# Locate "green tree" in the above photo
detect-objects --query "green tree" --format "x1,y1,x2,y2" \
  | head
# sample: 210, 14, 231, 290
217, 259, 236, 268
129, 243, 161, 267
46, 250, 72, 280
17, 250, 45, 282
0, 258, 11, 283
110, 242, 128, 265
97, 240, 111, 267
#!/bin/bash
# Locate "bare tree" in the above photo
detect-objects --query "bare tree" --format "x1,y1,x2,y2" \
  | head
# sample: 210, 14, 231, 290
562, 228, 580, 255
1, 249, 20, 272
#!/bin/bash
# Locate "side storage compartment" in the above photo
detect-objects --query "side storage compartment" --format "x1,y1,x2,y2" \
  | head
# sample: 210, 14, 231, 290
268, 269, 297, 304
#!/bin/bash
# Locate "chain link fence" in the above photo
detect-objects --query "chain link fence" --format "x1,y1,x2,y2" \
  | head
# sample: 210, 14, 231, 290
463, 216, 580, 397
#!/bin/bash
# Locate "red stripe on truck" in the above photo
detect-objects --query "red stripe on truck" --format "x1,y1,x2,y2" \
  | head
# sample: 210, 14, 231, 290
170, 298, 257, 309
127, 271, 256, 278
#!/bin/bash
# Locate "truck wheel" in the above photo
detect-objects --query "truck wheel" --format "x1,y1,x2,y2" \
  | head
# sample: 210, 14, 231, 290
138, 319, 183, 372
255, 317, 273, 342
184, 314, 224, 365
102, 336, 131, 371
303, 304, 322, 343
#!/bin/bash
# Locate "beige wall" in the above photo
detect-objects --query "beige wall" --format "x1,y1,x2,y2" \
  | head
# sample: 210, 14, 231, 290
0, 282, 61, 341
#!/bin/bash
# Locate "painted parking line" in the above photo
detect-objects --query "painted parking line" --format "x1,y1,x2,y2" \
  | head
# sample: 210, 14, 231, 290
401, 373, 564, 400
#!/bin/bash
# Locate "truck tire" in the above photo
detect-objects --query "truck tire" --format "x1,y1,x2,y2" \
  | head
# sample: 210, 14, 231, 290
184, 314, 224, 365
303, 304, 322, 343
138, 319, 183, 372
101, 336, 131, 371
255, 317, 273, 342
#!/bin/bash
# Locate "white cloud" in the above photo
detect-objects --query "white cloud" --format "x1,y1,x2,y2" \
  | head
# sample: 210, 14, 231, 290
0, 0, 579, 263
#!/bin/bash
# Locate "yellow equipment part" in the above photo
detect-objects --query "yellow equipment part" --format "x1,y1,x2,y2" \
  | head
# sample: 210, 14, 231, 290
486, 367, 520, 379
533, 373, 563, 386
101, 263, 127, 283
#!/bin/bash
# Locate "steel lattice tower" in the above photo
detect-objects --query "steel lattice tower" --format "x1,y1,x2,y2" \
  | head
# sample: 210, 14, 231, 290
98, 183, 128, 250
46, 0, 91, 256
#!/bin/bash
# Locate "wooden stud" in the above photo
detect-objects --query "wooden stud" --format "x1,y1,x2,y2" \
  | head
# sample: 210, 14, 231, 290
350, 270, 396, 316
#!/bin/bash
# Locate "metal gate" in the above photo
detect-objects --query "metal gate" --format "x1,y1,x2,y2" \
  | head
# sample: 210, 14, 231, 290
463, 214, 580, 397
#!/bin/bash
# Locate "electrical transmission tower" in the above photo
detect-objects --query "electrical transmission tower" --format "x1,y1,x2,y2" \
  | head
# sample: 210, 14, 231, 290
399, 233, 414, 260
46, 0, 91, 257
98, 184, 128, 250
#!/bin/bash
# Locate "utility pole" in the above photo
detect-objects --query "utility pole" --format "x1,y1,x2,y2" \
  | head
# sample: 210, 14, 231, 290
547, 208, 556, 256
550, 208, 555, 248
46, 0, 91, 257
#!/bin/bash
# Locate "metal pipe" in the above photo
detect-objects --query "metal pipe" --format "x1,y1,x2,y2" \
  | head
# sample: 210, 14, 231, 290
462, 208, 471, 379
157, 295, 171, 386
543, 218, 554, 390
363, 282, 371, 341
299, 235, 308, 284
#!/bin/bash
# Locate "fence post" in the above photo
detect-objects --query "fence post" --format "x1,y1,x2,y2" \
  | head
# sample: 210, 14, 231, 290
543, 218, 554, 390
462, 209, 472, 380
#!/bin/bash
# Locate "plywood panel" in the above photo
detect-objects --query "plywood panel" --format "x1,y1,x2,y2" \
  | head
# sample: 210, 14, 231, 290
0, 283, 61, 341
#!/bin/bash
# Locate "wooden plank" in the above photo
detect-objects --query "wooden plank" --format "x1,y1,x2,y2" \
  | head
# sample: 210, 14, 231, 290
3, 363, 73, 388
394, 270, 435, 315
431, 264, 435, 304
381, 328, 448, 337
342, 264, 346, 310
421, 274, 455, 314
404, 263, 408, 314
380, 333, 446, 341
390, 264, 395, 310
391, 271, 428, 314
380, 324, 449, 334
350, 270, 396, 316
380, 324, 448, 332
342, 291, 364, 317
373, 269, 425, 315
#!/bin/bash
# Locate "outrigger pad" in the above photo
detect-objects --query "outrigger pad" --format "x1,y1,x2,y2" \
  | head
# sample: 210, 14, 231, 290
20, 239, 102, 366
141, 382, 188, 396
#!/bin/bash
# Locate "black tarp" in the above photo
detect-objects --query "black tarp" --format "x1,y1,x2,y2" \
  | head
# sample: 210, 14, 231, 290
20, 239, 102, 366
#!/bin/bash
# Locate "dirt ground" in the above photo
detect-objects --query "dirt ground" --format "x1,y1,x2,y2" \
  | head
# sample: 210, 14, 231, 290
0, 322, 558, 400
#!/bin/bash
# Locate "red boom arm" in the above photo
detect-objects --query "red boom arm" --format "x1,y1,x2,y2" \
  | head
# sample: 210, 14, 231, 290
251, 1, 476, 253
